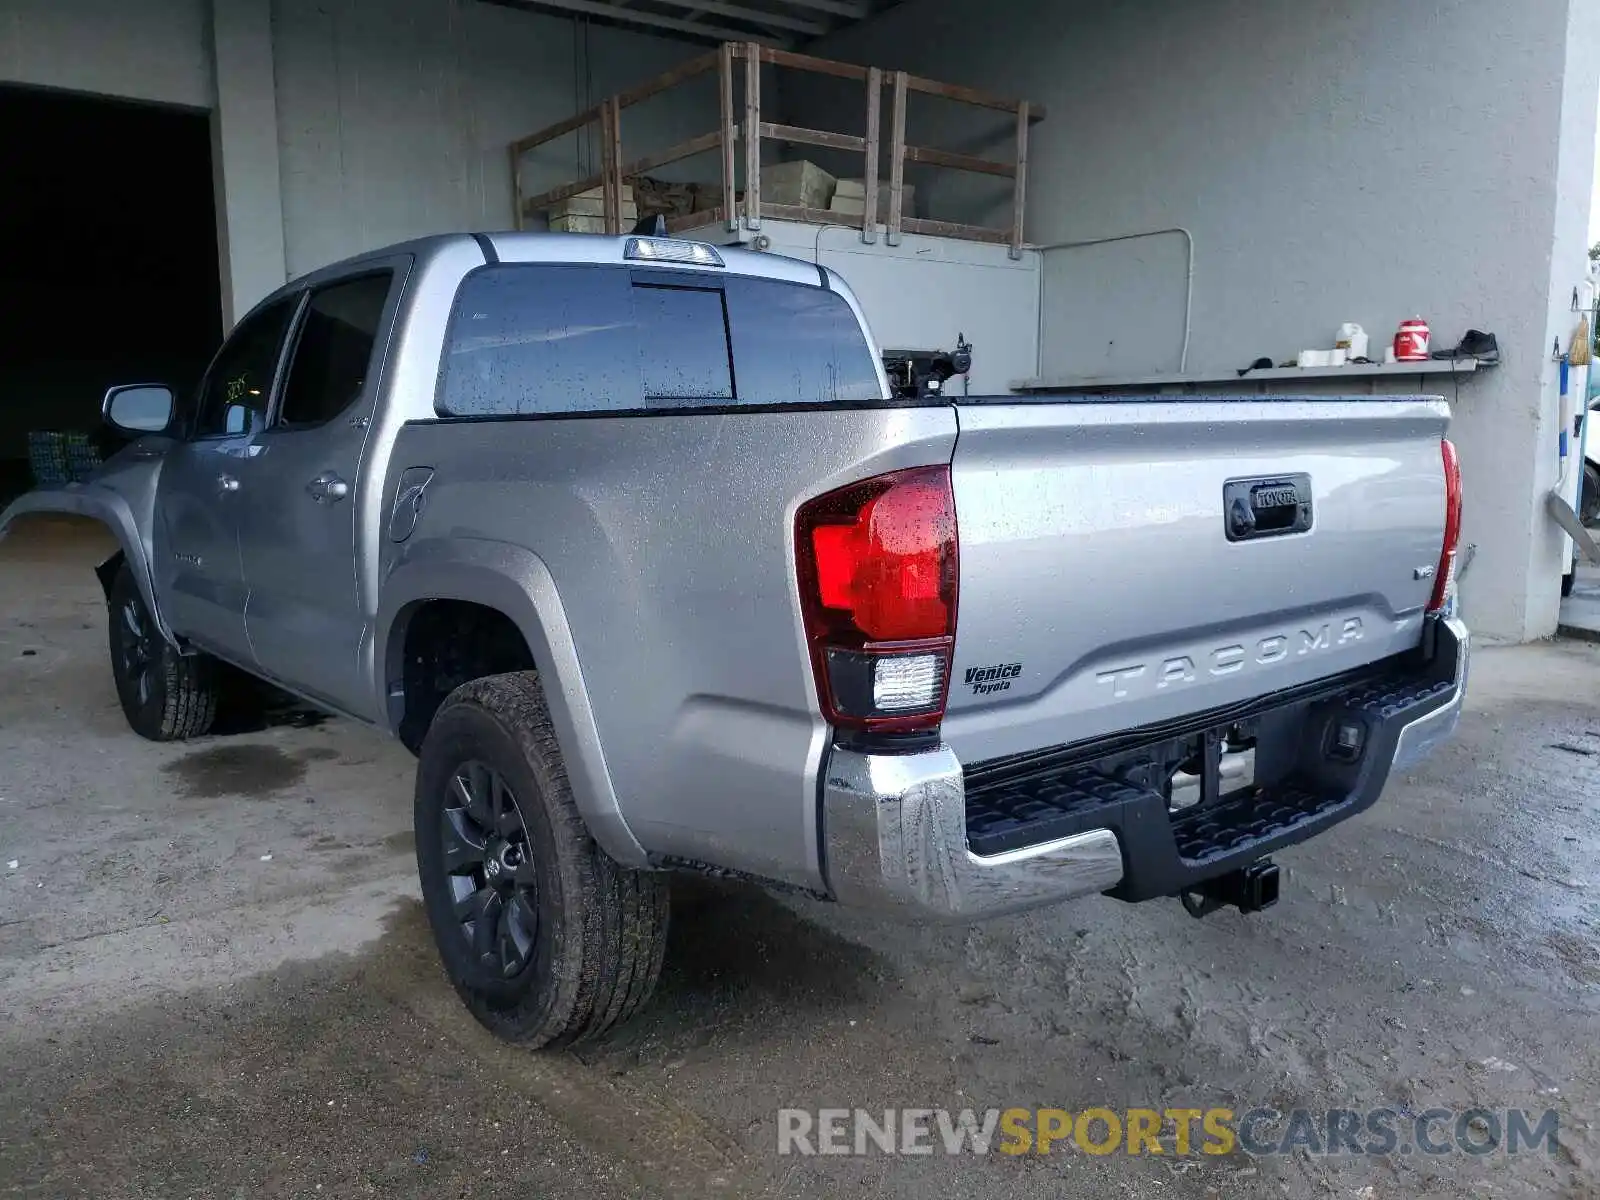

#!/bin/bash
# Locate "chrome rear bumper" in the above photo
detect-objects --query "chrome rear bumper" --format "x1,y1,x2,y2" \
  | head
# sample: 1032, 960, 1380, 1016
821, 745, 1125, 920
1391, 617, 1469, 772
820, 616, 1468, 921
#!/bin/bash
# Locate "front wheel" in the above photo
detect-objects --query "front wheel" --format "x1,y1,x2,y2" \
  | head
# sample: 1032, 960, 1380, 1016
414, 672, 669, 1046
107, 564, 219, 741
1582, 463, 1600, 527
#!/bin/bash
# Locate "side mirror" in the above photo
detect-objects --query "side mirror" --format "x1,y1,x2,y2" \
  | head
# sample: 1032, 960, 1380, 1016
103, 384, 175, 436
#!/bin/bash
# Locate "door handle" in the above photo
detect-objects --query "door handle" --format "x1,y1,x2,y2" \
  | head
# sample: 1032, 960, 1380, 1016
218, 474, 240, 494
306, 472, 349, 503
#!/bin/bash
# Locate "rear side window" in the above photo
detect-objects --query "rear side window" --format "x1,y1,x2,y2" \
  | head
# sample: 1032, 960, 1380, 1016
277, 273, 393, 428
438, 264, 880, 417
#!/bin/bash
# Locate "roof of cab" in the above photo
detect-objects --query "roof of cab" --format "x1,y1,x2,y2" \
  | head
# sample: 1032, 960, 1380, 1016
294, 231, 823, 286
481, 231, 826, 287
246, 231, 832, 327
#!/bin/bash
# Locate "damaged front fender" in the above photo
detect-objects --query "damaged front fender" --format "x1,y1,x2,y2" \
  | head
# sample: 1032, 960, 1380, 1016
0, 443, 175, 644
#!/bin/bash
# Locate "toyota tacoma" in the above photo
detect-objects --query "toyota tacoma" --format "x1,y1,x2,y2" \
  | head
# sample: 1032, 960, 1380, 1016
0, 233, 1468, 1045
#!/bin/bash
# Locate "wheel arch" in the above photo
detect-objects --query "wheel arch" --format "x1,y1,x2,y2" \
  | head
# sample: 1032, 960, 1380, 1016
0, 487, 175, 644
375, 536, 647, 867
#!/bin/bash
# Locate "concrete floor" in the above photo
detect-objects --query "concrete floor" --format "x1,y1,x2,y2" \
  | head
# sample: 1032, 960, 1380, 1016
3, 516, 1599, 1199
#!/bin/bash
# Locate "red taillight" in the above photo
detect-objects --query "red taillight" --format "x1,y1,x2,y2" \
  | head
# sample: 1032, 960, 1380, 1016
796, 466, 958, 733
1429, 438, 1462, 613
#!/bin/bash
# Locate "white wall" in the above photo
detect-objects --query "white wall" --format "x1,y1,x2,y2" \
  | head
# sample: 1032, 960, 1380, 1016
213, 0, 287, 325
0, 0, 212, 110
728, 220, 1039, 394
801, 0, 1600, 642
273, 0, 715, 277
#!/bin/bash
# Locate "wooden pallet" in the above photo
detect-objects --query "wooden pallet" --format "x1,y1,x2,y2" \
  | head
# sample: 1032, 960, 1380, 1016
508, 43, 1044, 258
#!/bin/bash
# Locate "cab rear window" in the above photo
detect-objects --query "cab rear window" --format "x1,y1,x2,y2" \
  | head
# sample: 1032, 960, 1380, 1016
436, 264, 882, 417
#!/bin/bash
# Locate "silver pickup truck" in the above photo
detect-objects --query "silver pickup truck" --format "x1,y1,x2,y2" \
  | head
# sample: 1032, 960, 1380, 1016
0, 233, 1468, 1046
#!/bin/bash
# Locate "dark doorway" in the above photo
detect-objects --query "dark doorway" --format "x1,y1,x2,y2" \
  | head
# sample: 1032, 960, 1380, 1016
0, 86, 222, 501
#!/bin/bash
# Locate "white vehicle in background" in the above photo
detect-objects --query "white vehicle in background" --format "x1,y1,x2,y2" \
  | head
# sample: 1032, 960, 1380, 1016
1584, 403, 1600, 526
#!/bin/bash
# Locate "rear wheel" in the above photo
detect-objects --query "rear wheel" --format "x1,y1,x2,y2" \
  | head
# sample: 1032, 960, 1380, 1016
415, 672, 669, 1046
1582, 463, 1600, 526
107, 564, 219, 741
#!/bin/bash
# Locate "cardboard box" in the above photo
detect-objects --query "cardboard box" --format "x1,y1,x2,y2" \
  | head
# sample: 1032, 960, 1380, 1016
760, 160, 836, 209
547, 185, 637, 222
550, 212, 638, 234
828, 180, 913, 220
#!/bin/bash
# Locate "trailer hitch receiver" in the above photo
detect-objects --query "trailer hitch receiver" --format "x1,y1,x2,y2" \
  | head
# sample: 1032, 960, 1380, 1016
1181, 859, 1280, 918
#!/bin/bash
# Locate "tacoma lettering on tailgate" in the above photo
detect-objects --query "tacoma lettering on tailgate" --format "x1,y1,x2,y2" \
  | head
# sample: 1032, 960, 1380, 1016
1094, 618, 1365, 700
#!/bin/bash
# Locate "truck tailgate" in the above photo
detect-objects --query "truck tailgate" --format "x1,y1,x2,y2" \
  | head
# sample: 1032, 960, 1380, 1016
943, 397, 1450, 765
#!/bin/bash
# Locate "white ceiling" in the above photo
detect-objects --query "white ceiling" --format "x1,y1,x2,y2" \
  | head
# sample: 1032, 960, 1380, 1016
484, 0, 897, 47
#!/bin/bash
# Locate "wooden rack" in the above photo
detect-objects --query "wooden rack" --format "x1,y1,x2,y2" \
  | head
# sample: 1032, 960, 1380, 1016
508, 43, 1044, 257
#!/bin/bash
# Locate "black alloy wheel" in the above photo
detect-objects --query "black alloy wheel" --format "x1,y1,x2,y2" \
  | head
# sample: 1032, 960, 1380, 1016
413, 672, 670, 1046
440, 760, 541, 980
114, 590, 158, 710
106, 562, 217, 741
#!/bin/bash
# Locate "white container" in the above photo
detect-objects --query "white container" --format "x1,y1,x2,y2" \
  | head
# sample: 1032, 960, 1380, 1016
1336, 323, 1369, 360
1297, 348, 1348, 369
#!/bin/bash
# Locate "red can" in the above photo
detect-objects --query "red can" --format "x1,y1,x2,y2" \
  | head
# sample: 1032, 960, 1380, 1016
1395, 317, 1431, 362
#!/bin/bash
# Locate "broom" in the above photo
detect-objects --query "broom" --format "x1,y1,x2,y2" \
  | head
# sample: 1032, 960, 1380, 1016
1564, 313, 1591, 460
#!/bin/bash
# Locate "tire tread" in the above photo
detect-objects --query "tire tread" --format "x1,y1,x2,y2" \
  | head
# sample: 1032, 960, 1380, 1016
108, 566, 218, 742
423, 671, 669, 1047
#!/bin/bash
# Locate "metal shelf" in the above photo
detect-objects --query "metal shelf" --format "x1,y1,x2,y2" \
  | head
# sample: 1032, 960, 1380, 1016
1012, 358, 1488, 393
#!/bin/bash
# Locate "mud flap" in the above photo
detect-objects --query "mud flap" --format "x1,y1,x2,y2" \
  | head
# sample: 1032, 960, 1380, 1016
94, 552, 126, 600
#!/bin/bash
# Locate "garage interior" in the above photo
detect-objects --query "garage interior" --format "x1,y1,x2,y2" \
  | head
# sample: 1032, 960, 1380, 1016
1, 0, 1594, 640
0, 86, 222, 504
1, 0, 1599, 1196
